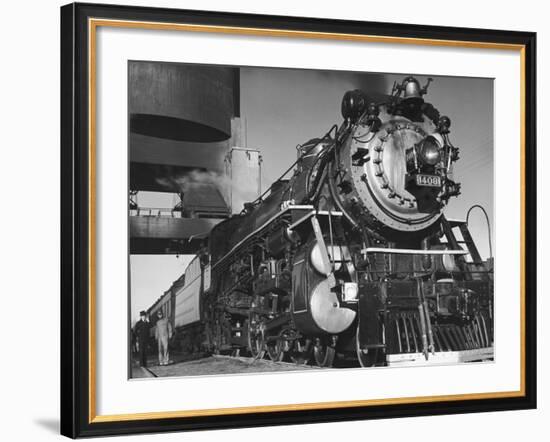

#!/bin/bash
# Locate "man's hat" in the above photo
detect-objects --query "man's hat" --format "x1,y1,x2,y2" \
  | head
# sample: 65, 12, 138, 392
140, 310, 146, 316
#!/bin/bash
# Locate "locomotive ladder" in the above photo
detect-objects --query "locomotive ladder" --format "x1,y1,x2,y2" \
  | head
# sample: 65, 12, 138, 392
446, 218, 483, 263
440, 217, 490, 280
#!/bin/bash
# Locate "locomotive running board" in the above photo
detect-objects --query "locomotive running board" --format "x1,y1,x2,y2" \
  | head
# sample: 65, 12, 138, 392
288, 209, 342, 230
213, 205, 342, 270
361, 247, 468, 255
386, 347, 494, 367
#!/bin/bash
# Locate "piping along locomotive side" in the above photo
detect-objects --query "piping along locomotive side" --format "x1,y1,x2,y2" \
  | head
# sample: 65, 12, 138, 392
179, 76, 494, 367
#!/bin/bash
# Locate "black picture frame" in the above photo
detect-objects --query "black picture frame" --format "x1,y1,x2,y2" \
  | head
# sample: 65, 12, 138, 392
61, 2, 537, 438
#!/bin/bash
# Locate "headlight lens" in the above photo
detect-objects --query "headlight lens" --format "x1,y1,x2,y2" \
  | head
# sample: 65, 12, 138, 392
420, 136, 441, 165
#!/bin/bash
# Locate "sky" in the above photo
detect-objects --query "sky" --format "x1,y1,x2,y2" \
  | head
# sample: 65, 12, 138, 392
131, 66, 494, 321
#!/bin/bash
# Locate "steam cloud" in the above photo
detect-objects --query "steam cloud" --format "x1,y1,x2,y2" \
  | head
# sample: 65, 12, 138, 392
155, 169, 258, 214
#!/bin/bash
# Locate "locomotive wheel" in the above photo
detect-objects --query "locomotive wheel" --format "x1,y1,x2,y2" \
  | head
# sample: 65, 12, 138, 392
289, 338, 311, 365
247, 318, 265, 359
356, 323, 385, 368
214, 313, 233, 355
266, 330, 289, 362
356, 347, 379, 368
313, 340, 336, 368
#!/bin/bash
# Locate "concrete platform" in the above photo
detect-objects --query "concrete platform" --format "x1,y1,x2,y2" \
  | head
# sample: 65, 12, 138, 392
132, 355, 320, 378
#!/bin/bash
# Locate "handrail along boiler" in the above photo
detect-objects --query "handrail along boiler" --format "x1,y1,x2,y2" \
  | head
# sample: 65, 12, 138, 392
165, 76, 494, 367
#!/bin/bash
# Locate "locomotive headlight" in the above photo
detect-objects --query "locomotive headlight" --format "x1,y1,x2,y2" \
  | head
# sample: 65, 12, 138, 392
343, 282, 359, 302
419, 136, 442, 166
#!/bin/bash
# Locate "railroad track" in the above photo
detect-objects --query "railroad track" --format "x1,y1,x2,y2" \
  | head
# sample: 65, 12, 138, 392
142, 366, 158, 377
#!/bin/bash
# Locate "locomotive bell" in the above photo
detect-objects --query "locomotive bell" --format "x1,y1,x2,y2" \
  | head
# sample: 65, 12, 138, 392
402, 77, 424, 105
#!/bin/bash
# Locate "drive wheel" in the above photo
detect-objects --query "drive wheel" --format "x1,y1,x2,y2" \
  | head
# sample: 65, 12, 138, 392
289, 337, 311, 365
313, 339, 336, 367
266, 329, 289, 362
247, 317, 265, 359
356, 323, 385, 367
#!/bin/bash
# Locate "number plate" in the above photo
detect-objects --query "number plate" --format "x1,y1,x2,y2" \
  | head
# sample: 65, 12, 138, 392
415, 174, 441, 187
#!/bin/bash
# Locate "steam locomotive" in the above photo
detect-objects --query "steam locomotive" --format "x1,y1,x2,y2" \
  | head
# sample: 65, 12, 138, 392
158, 76, 494, 368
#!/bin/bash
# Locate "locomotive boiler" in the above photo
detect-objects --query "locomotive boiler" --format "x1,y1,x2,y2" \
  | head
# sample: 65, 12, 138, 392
171, 76, 494, 368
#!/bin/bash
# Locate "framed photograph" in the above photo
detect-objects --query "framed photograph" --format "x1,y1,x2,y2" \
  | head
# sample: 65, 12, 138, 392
60, 2, 537, 438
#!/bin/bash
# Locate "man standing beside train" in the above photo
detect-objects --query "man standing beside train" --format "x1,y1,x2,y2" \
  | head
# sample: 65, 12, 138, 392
155, 310, 173, 366
134, 310, 150, 367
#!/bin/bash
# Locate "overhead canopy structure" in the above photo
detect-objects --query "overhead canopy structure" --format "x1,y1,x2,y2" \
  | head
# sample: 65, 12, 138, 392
130, 217, 219, 255
130, 133, 227, 171
129, 61, 239, 142
129, 62, 240, 254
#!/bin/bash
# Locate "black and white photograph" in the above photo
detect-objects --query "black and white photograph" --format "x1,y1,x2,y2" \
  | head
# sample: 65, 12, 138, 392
128, 61, 495, 379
